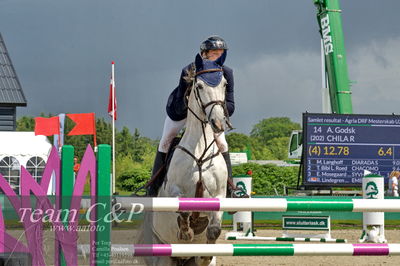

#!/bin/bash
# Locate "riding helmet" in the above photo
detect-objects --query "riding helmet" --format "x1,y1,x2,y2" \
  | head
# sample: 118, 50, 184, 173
200, 36, 228, 52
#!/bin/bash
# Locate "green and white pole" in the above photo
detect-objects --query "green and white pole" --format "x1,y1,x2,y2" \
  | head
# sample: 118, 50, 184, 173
80, 243, 400, 256
359, 170, 387, 243
226, 236, 347, 243
114, 197, 400, 212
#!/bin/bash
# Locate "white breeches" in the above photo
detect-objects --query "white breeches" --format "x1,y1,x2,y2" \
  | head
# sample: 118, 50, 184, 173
158, 116, 228, 153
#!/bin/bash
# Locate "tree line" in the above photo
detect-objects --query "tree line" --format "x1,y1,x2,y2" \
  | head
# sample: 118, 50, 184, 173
16, 115, 300, 194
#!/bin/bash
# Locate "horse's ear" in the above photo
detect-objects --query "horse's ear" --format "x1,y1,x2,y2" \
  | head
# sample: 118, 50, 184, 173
195, 53, 203, 71
215, 50, 227, 66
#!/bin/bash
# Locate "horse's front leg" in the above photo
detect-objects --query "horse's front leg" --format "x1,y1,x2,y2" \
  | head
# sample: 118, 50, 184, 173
193, 211, 222, 266
177, 212, 195, 242
206, 210, 223, 244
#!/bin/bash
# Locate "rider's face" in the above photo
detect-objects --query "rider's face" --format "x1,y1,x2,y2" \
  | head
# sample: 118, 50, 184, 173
205, 49, 224, 61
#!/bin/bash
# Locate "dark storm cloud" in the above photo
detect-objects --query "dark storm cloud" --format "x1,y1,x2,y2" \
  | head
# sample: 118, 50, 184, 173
1, 0, 400, 138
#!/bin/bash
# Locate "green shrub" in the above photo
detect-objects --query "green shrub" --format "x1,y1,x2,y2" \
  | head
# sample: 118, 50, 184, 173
116, 155, 151, 192
232, 163, 299, 195
117, 166, 150, 192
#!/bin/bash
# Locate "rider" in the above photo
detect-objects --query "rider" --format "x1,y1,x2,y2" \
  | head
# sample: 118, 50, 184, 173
147, 35, 247, 198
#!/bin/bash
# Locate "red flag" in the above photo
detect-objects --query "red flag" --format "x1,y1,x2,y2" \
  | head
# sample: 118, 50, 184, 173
34, 117, 60, 136
67, 113, 96, 135
108, 61, 117, 120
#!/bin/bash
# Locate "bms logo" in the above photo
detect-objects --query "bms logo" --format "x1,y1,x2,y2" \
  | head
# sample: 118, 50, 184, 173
321, 14, 333, 55
365, 181, 379, 199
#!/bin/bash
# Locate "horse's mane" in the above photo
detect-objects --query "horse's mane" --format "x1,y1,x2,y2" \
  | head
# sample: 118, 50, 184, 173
182, 64, 196, 103
183, 63, 196, 84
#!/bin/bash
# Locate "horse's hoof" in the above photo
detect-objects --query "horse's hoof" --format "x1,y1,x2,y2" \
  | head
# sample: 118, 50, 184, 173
196, 256, 214, 266
206, 225, 221, 242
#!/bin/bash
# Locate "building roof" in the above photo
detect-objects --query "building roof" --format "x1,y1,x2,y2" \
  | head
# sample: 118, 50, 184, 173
0, 33, 27, 106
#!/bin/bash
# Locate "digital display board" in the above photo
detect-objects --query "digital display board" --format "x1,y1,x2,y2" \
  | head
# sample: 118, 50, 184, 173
303, 113, 400, 187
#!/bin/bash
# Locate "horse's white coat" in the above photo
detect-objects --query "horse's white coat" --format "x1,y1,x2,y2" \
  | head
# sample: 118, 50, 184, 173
150, 75, 228, 266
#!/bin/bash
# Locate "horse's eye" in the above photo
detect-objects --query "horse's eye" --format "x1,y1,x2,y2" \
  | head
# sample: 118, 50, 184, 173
196, 84, 204, 90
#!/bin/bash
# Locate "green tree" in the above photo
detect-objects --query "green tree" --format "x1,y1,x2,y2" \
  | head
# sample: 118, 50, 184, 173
249, 138, 276, 160
226, 133, 250, 152
96, 118, 112, 146
249, 117, 301, 160
127, 128, 157, 165
250, 117, 301, 143
132, 129, 145, 162
16, 116, 35, 131
266, 137, 290, 160
116, 126, 134, 158
136, 136, 157, 169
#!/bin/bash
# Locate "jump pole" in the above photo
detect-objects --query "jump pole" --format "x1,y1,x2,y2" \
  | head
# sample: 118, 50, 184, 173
114, 197, 400, 212
226, 236, 347, 243
77, 243, 400, 256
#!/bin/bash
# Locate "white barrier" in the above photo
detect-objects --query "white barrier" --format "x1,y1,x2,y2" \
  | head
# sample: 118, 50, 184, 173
113, 197, 400, 212
78, 243, 400, 256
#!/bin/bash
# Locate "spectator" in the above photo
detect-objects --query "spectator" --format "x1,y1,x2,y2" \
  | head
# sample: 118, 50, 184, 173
388, 171, 399, 197
73, 156, 80, 174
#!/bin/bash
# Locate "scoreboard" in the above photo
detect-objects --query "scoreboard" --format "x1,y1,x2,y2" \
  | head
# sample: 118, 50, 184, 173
303, 113, 400, 187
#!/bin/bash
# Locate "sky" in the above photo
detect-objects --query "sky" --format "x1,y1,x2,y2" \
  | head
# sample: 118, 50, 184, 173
1, 0, 400, 139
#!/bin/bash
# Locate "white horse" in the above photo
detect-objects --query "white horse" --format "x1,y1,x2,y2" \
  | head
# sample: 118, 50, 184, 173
142, 55, 229, 266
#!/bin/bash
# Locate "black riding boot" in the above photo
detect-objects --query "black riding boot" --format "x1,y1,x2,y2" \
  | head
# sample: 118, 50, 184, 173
222, 152, 249, 198
147, 151, 167, 196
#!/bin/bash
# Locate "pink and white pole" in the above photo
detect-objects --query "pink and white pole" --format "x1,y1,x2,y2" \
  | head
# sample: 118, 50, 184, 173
78, 243, 400, 257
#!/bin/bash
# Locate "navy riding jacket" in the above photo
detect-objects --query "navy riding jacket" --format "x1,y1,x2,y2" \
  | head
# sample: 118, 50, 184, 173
166, 63, 235, 121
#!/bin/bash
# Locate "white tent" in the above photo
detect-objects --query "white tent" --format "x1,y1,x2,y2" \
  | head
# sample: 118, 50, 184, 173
0, 131, 52, 166
0, 131, 52, 194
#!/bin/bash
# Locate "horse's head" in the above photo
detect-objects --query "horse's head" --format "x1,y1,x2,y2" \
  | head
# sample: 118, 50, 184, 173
185, 54, 231, 133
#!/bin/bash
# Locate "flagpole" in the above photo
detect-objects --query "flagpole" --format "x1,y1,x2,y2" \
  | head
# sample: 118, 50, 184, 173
93, 112, 97, 148
111, 61, 116, 194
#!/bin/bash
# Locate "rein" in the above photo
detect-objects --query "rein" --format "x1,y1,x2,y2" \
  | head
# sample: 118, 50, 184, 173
185, 68, 232, 128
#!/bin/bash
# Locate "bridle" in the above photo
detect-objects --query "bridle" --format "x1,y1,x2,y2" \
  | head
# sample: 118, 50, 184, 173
175, 67, 232, 201
187, 68, 228, 126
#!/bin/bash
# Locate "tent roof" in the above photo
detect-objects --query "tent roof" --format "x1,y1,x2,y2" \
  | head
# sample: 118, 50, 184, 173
0, 131, 52, 159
